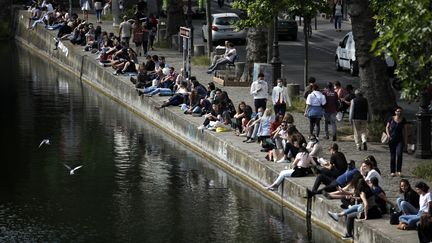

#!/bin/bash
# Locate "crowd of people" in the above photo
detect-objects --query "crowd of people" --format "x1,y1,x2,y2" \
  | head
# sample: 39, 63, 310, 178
25, 2, 431, 241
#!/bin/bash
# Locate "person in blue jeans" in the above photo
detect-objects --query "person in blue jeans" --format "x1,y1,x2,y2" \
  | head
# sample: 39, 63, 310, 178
386, 107, 408, 177
397, 179, 420, 215
398, 182, 431, 230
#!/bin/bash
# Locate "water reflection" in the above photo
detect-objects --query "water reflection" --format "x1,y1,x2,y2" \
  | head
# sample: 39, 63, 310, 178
0, 43, 341, 242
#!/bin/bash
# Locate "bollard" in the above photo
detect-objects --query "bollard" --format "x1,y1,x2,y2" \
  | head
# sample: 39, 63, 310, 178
287, 83, 300, 98
194, 44, 205, 56
235, 62, 245, 80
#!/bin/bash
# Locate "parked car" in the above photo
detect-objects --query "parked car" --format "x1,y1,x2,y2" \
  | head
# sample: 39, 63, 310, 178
335, 31, 395, 76
277, 16, 298, 41
201, 13, 247, 45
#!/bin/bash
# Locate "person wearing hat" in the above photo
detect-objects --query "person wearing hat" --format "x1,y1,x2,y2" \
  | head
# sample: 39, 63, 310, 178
119, 15, 132, 47
349, 89, 369, 151
323, 81, 339, 141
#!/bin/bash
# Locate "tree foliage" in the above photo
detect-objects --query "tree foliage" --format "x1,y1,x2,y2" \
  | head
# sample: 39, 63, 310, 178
232, 0, 329, 29
371, 0, 432, 99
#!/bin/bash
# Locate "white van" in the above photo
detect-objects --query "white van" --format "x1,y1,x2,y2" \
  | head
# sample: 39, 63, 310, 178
335, 31, 395, 76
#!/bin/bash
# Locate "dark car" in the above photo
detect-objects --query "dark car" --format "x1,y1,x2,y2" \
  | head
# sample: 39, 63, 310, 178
277, 17, 298, 41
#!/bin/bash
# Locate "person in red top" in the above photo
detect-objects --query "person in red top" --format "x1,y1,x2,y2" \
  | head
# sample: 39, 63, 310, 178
323, 82, 339, 141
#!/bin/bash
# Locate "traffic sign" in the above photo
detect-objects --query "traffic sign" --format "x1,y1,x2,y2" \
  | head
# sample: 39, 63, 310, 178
180, 27, 191, 39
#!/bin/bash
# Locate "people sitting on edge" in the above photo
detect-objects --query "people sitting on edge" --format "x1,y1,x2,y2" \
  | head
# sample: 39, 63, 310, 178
327, 177, 382, 240
308, 160, 359, 197
315, 143, 347, 180
182, 88, 202, 115
130, 63, 151, 95
154, 82, 189, 110
197, 101, 224, 130
369, 177, 395, 214
360, 159, 382, 184
417, 203, 432, 243
265, 146, 317, 191
242, 107, 263, 143
233, 101, 253, 136
398, 182, 431, 230
207, 41, 237, 73
397, 179, 420, 215
305, 134, 322, 162
206, 82, 216, 103
268, 120, 289, 162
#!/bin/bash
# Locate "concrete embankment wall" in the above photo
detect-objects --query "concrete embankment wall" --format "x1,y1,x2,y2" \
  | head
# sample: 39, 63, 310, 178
13, 10, 408, 243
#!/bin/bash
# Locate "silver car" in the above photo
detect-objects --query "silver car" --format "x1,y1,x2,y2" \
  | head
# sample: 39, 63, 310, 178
201, 13, 247, 45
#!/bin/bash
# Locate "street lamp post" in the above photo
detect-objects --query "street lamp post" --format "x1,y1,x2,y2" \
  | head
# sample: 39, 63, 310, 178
415, 91, 432, 159
270, 16, 281, 86
187, 0, 194, 56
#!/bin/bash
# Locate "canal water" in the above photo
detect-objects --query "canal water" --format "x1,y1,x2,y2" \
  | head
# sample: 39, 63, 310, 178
0, 43, 340, 242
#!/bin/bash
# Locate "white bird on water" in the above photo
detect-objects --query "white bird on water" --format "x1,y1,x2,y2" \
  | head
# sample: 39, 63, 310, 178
63, 164, 83, 175
38, 139, 50, 148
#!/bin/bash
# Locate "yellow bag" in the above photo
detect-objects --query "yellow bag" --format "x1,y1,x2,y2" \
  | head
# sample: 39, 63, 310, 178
216, 127, 229, 132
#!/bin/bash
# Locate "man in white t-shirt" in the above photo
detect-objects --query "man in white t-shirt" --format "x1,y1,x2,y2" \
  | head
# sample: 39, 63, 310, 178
119, 16, 132, 47
207, 41, 237, 73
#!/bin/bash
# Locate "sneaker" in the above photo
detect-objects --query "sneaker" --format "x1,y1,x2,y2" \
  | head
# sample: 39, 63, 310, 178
245, 139, 256, 143
239, 133, 247, 137
322, 190, 331, 199
206, 70, 213, 74
130, 77, 137, 84
197, 125, 205, 130
208, 127, 216, 131
341, 234, 352, 240
363, 142, 367, 151
304, 188, 315, 198
276, 158, 287, 163
328, 211, 339, 222
243, 138, 250, 143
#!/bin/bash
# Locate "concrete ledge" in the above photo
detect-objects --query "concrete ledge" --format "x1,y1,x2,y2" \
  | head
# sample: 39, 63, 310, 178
13, 10, 418, 243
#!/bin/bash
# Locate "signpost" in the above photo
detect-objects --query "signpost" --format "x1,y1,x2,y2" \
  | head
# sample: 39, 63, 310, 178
180, 27, 192, 78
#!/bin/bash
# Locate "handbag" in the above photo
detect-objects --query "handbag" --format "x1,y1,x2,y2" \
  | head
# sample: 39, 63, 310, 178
389, 208, 401, 225
381, 132, 389, 144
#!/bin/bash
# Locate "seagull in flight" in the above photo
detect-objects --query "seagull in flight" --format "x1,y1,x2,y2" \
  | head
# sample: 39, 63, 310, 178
63, 164, 83, 175
38, 139, 50, 148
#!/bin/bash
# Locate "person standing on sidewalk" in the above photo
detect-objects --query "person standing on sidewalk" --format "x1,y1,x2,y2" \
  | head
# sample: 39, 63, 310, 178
305, 84, 326, 137
349, 89, 369, 151
250, 73, 268, 113
386, 107, 408, 177
119, 16, 132, 47
94, 0, 103, 23
323, 82, 339, 141
333, 0, 343, 32
271, 78, 291, 115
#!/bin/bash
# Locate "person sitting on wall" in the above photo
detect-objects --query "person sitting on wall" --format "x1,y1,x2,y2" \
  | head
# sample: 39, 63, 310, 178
207, 41, 237, 74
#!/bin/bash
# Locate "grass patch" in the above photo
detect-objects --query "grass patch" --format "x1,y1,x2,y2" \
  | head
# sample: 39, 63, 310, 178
101, 13, 112, 21
286, 97, 306, 113
153, 40, 171, 49
368, 117, 386, 142
337, 125, 353, 136
413, 164, 432, 183
192, 55, 210, 66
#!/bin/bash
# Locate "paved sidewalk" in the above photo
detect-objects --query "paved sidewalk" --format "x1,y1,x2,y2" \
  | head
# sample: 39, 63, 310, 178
59, 12, 430, 241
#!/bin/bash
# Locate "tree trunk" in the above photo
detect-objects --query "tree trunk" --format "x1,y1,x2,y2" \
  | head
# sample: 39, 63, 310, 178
240, 28, 267, 83
205, 0, 212, 58
303, 17, 310, 90
347, 0, 397, 119
267, 23, 274, 63
166, 0, 185, 39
